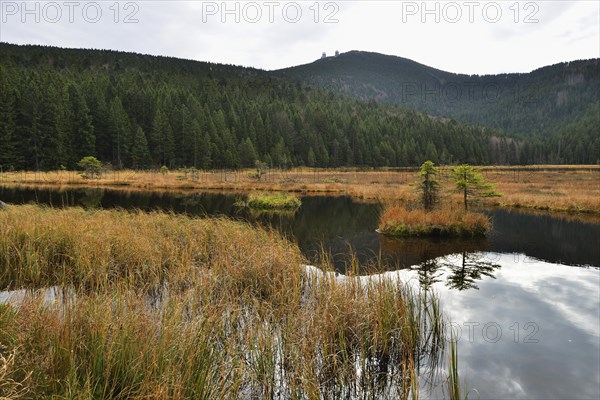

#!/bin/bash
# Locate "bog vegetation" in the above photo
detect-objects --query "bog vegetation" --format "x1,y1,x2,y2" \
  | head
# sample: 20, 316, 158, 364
1, 165, 598, 214
239, 192, 302, 210
379, 206, 491, 237
0, 205, 445, 399
379, 162, 495, 237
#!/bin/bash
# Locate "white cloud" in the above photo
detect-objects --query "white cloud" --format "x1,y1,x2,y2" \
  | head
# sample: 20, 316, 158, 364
1, 1, 598, 73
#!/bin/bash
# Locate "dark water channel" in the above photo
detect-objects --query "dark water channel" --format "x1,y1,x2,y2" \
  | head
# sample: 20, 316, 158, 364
1, 186, 598, 269
1, 186, 599, 399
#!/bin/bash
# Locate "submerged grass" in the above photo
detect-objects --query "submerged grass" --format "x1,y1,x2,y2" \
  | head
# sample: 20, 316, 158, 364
447, 339, 462, 400
0, 205, 444, 399
378, 204, 491, 238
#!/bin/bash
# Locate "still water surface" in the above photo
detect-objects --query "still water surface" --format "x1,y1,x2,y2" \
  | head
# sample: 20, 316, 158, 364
1, 186, 599, 399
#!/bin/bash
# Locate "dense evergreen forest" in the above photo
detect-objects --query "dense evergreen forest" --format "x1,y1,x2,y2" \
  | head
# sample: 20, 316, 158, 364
277, 51, 600, 136
0, 43, 597, 171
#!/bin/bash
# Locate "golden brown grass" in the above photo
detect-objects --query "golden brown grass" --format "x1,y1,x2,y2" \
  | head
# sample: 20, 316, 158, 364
479, 167, 600, 214
378, 204, 491, 237
0, 168, 415, 200
2, 165, 597, 214
0, 205, 444, 399
0, 349, 29, 399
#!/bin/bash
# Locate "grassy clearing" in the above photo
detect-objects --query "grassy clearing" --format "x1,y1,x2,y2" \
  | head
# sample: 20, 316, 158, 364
378, 204, 491, 238
1, 166, 598, 214
0, 205, 444, 399
240, 192, 301, 210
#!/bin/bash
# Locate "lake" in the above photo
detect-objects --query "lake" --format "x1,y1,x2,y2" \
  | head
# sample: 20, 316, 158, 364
1, 186, 599, 399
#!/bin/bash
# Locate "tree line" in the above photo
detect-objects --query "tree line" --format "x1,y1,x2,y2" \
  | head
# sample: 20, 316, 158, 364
0, 44, 594, 171
277, 50, 600, 161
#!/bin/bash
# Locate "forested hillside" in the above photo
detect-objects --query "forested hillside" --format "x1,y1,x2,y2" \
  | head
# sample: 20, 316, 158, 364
276, 51, 600, 163
0, 43, 596, 171
536, 102, 600, 164
0, 43, 511, 171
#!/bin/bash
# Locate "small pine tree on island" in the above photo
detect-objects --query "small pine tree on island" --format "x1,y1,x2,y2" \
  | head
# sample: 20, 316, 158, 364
451, 164, 501, 211
419, 161, 439, 211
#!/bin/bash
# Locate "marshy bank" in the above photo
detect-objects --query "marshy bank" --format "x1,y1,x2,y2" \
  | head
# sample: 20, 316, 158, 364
0, 205, 445, 399
2, 165, 599, 214
1, 185, 598, 270
0, 188, 598, 398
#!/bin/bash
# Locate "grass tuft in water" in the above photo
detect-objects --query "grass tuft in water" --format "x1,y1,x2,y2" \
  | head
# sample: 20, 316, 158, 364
240, 192, 302, 210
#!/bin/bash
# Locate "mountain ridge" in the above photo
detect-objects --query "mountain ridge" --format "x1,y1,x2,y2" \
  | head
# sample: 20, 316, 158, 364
0, 42, 597, 169
274, 50, 600, 139
0, 42, 513, 170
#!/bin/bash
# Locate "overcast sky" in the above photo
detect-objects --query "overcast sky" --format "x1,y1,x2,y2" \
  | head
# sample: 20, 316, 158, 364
1, 0, 598, 74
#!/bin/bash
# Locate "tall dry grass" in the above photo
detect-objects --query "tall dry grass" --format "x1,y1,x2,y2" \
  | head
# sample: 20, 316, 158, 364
378, 204, 491, 237
3, 166, 597, 213
0, 345, 29, 399
0, 205, 444, 399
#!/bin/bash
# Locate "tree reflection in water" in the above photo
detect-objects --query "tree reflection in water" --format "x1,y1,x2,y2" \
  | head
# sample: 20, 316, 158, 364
78, 188, 103, 209
443, 252, 501, 290
413, 251, 501, 291
380, 236, 489, 271
412, 259, 444, 291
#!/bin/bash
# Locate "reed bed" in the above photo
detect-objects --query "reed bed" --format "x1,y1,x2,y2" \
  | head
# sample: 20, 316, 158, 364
378, 204, 491, 238
2, 165, 598, 214
0, 205, 444, 399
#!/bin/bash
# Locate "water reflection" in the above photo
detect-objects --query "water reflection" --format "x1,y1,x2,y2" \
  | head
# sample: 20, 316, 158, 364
413, 259, 443, 290
78, 188, 103, 209
443, 252, 501, 291
419, 254, 600, 400
1, 186, 599, 398
380, 237, 489, 272
486, 209, 600, 267
1, 186, 599, 270
408, 252, 501, 291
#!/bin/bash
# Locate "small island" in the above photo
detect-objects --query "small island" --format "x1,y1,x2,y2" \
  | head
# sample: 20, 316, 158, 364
237, 192, 302, 211
378, 207, 491, 237
378, 162, 499, 238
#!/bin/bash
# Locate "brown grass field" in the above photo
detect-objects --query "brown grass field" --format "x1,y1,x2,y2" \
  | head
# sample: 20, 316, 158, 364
0, 205, 445, 398
1, 165, 599, 214
378, 205, 491, 237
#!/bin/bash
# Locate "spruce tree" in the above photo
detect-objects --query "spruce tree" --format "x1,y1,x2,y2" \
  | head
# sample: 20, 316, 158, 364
239, 137, 258, 167
131, 126, 152, 169
69, 85, 95, 162
108, 97, 130, 168
419, 161, 439, 211
19, 78, 44, 170
0, 66, 18, 169
307, 147, 316, 167
452, 164, 500, 211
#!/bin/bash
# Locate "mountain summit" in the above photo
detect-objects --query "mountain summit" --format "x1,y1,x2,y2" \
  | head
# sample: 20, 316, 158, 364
276, 51, 600, 138
0, 43, 597, 168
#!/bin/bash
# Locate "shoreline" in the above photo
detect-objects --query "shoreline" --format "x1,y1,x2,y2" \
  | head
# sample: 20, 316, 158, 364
1, 166, 599, 216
